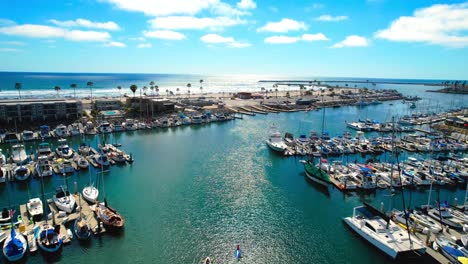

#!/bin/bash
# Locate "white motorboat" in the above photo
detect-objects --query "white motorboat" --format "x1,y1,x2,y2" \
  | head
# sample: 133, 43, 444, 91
82, 185, 99, 203
2, 228, 27, 262
14, 165, 30, 181
343, 204, 426, 260
79, 143, 90, 156
110, 152, 126, 164
54, 124, 69, 138
56, 139, 73, 159
68, 123, 81, 136
112, 123, 125, 132
21, 130, 35, 141
84, 121, 97, 135
265, 127, 288, 153
94, 153, 110, 167
36, 155, 53, 177
57, 159, 74, 175
191, 115, 202, 124
123, 119, 137, 130
39, 125, 51, 139
37, 224, 62, 253
12, 144, 28, 165
53, 186, 76, 213
99, 121, 113, 133
75, 155, 89, 169
37, 142, 54, 159
26, 197, 43, 221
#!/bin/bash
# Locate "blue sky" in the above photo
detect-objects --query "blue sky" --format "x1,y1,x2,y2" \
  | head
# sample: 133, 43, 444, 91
0, 0, 467, 79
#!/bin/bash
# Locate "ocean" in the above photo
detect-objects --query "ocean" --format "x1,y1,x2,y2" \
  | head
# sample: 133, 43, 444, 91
0, 72, 467, 263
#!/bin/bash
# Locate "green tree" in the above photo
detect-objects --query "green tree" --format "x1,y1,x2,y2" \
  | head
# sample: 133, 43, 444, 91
143, 86, 148, 95
199, 79, 203, 94
117, 85, 122, 101
176, 87, 180, 95
70, 83, 77, 98
87, 81, 94, 101
15, 82, 22, 99
54, 86, 61, 97
130, 84, 138, 97
187, 83, 191, 97
155, 86, 159, 96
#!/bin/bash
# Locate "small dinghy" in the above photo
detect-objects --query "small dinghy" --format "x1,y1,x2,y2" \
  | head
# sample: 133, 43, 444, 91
203, 257, 212, 264
235, 245, 242, 260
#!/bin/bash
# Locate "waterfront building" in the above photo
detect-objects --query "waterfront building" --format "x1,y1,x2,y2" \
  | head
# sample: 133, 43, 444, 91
0, 99, 82, 123
126, 97, 175, 115
93, 99, 122, 111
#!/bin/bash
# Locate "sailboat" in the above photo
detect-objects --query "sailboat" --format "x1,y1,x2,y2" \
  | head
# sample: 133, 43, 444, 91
53, 186, 76, 213
300, 96, 331, 186
36, 166, 62, 254
74, 172, 91, 240
82, 165, 99, 204
2, 227, 27, 261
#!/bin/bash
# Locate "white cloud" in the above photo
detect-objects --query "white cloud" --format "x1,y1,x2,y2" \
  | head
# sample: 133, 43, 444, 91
0, 48, 22, 52
257, 18, 307, 33
0, 41, 27, 46
137, 43, 152, 48
144, 30, 186, 40
316, 15, 348, 22
101, 0, 247, 16
200, 33, 250, 48
49, 18, 120, 31
301, 33, 329, 41
148, 16, 246, 30
237, 0, 256, 9
104, 41, 126, 47
0, 24, 111, 42
264, 36, 300, 44
374, 3, 468, 48
332, 35, 369, 48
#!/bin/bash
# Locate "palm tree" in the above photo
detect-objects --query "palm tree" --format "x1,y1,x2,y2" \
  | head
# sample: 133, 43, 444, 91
143, 86, 148, 96
150, 86, 154, 96
117, 85, 122, 101
70, 83, 77, 98
275, 88, 278, 98
130, 84, 138, 97
149, 81, 155, 87
54, 86, 61, 97
199, 79, 203, 94
86, 81, 94, 101
165, 89, 169, 97
155, 86, 159, 96
176, 88, 180, 95
186, 83, 191, 98
299, 85, 305, 97
15, 82, 22, 99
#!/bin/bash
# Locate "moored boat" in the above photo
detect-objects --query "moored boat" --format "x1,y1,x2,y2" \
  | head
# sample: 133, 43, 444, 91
2, 228, 27, 262
97, 201, 125, 230
265, 126, 287, 153
27, 197, 43, 221
14, 165, 30, 181
53, 186, 76, 213
37, 224, 63, 253
12, 144, 28, 165
300, 158, 332, 186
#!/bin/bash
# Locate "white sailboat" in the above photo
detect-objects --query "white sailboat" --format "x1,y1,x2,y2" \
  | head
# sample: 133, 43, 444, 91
52, 186, 76, 213
2, 226, 27, 261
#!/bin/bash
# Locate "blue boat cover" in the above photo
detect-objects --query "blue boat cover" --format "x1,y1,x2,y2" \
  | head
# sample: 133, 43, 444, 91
443, 246, 464, 257
5, 228, 24, 256
361, 167, 371, 172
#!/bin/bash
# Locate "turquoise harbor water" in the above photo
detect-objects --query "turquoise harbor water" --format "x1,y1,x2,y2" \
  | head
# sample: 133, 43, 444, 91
0, 91, 467, 263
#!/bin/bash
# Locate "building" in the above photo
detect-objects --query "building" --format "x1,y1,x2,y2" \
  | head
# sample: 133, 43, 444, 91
93, 99, 122, 111
126, 97, 175, 115
0, 99, 82, 123
236, 92, 252, 99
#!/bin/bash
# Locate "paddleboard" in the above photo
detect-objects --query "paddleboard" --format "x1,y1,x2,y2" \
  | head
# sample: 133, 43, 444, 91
235, 249, 242, 259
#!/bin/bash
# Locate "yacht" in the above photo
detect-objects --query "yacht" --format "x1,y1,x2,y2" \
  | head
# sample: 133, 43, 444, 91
112, 123, 125, 132
79, 143, 90, 156
56, 139, 73, 159
53, 186, 76, 213
265, 127, 288, 153
39, 125, 51, 139
123, 119, 137, 131
12, 144, 28, 165
37, 142, 54, 159
37, 223, 62, 253
98, 121, 112, 133
21, 130, 35, 141
343, 203, 426, 260
14, 166, 30, 182
68, 123, 81, 136
84, 121, 97, 135
2, 228, 27, 262
3, 133, 19, 144
54, 124, 68, 138
26, 197, 43, 221
191, 115, 202, 124
36, 155, 53, 177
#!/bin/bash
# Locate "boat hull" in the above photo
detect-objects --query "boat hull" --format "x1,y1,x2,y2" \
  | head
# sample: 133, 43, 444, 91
303, 162, 331, 186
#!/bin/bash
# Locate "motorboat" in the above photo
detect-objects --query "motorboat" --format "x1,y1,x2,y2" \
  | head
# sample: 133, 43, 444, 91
82, 185, 99, 203
343, 203, 426, 260
37, 142, 54, 159
12, 144, 28, 165
3, 133, 19, 144
79, 143, 90, 156
96, 201, 125, 230
73, 218, 91, 241
84, 121, 97, 135
110, 152, 126, 164
53, 186, 76, 213
36, 155, 53, 177
98, 121, 112, 134
191, 115, 202, 124
54, 124, 68, 138
112, 123, 125, 132
14, 165, 30, 181
26, 197, 43, 221
21, 130, 35, 141
94, 153, 110, 167
36, 224, 63, 253
56, 139, 73, 159
203, 257, 212, 264
39, 125, 51, 139
2, 228, 27, 262
75, 155, 89, 169
57, 159, 74, 175
68, 123, 81, 136
435, 235, 466, 263
0, 149, 5, 166
123, 119, 137, 131
265, 126, 287, 153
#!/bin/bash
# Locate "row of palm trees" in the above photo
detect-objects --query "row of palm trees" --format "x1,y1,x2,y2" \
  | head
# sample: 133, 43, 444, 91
442, 80, 467, 90
12, 79, 206, 100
